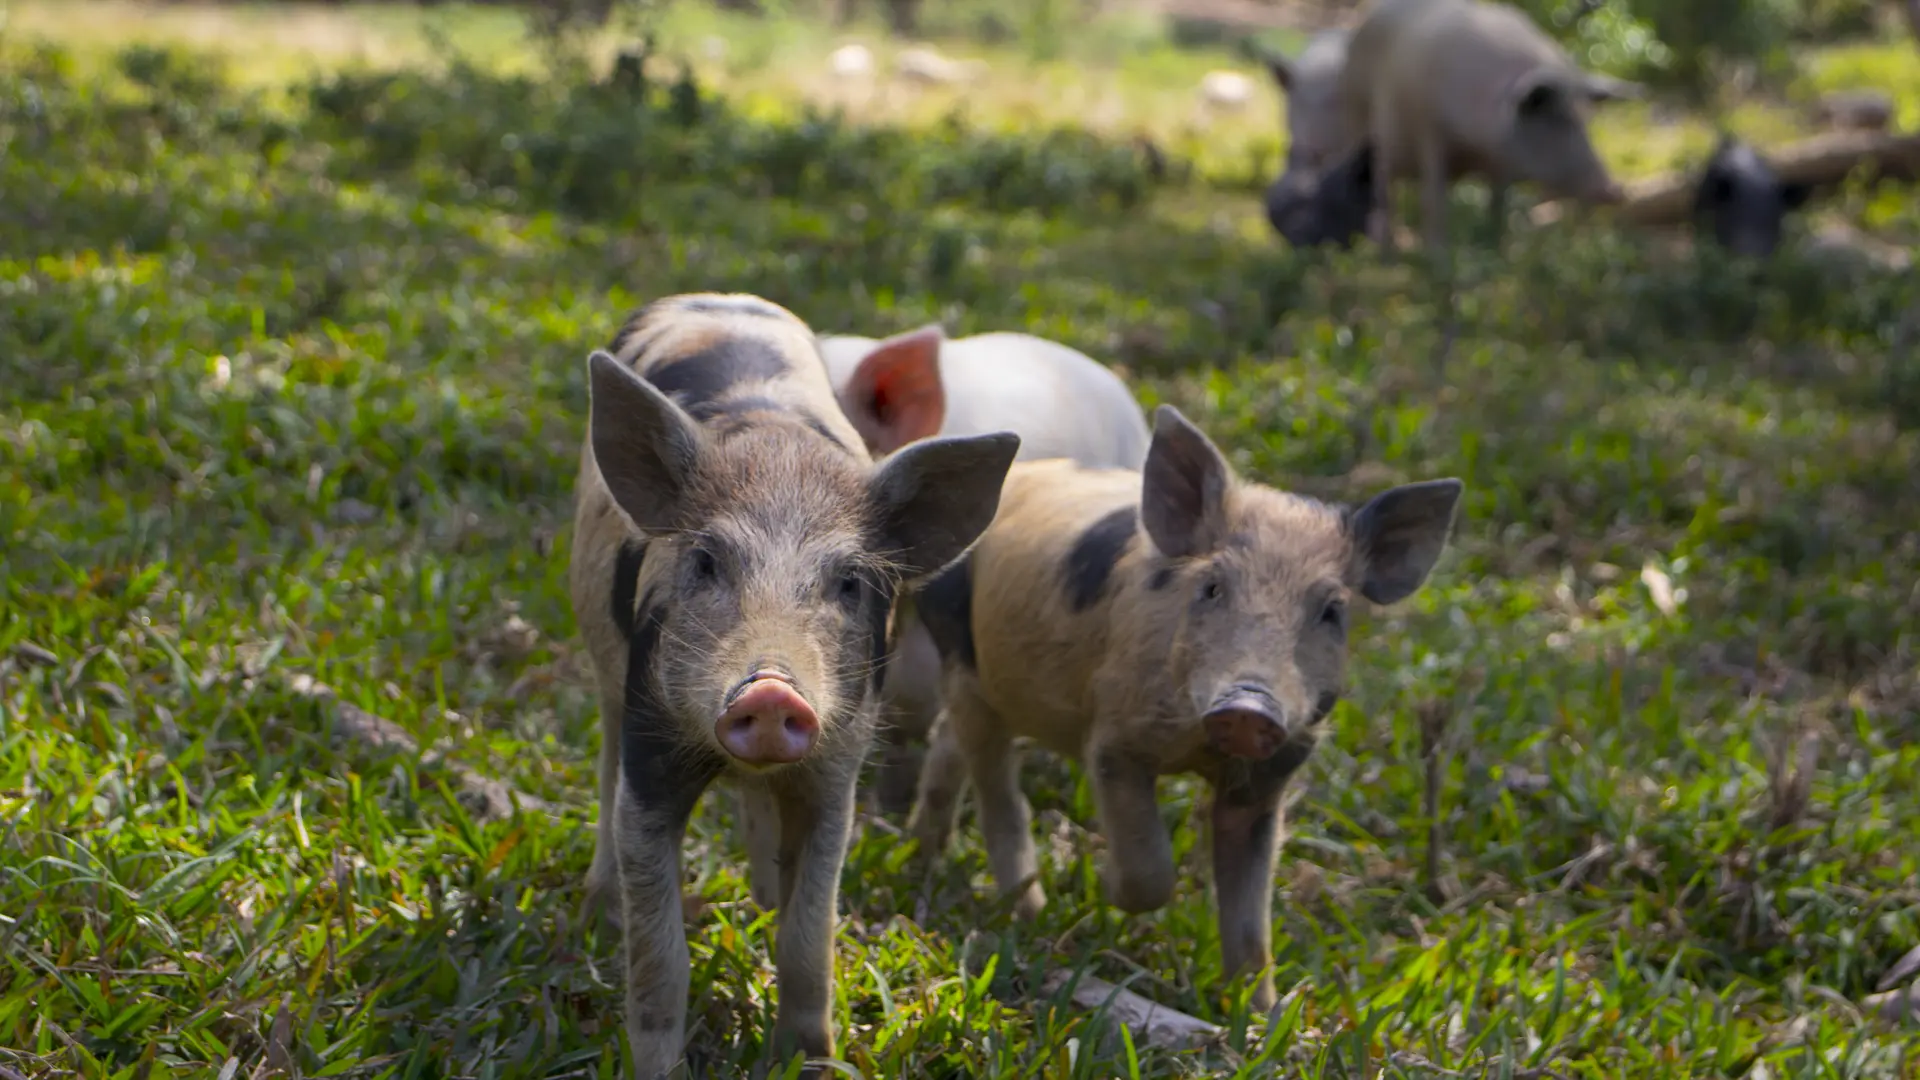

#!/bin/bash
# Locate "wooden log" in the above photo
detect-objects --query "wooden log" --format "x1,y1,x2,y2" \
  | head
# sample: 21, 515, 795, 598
1530, 130, 1920, 229
1038, 970, 1226, 1051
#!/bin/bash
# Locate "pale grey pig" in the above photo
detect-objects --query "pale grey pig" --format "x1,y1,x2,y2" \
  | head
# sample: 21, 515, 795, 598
907, 405, 1462, 1011
1259, 29, 1353, 173
1337, 0, 1639, 256
569, 293, 1018, 1079
816, 325, 1152, 811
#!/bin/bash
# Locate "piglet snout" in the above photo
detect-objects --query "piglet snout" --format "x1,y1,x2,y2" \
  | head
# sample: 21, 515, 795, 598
1202, 686, 1290, 760
716, 671, 820, 765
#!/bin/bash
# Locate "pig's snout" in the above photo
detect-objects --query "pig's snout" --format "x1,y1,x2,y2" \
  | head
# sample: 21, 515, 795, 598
1202, 685, 1291, 760
716, 670, 820, 765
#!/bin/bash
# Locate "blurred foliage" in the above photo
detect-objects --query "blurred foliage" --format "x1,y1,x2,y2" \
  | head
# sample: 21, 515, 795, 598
1, 31, 1918, 1080
299, 55, 1158, 219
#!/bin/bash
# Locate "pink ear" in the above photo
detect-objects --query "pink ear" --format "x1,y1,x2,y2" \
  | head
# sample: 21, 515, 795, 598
846, 325, 946, 455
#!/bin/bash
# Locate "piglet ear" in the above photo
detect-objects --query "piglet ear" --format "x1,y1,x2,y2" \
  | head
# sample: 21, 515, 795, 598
1348, 479, 1464, 605
868, 430, 1021, 582
1140, 405, 1233, 559
588, 350, 706, 532
841, 325, 947, 456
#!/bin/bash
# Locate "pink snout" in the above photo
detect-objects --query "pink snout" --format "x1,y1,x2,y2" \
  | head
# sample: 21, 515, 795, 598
1202, 687, 1290, 760
716, 672, 820, 765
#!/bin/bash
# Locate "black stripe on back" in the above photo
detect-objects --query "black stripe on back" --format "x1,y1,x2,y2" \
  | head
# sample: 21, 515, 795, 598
1063, 507, 1138, 613
678, 296, 793, 320
645, 339, 792, 416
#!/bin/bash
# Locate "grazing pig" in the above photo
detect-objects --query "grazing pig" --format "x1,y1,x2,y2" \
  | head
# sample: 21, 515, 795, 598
1265, 143, 1375, 249
1336, 0, 1638, 256
1692, 135, 1811, 258
1259, 30, 1353, 172
569, 294, 1019, 1078
907, 405, 1462, 1011
815, 325, 1152, 811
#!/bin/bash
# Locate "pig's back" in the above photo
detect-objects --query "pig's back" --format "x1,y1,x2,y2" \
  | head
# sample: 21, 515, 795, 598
967, 460, 1143, 752
940, 334, 1151, 471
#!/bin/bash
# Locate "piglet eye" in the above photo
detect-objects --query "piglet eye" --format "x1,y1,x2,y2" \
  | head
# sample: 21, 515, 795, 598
690, 547, 719, 580
1200, 580, 1224, 603
1320, 598, 1346, 630
837, 571, 866, 605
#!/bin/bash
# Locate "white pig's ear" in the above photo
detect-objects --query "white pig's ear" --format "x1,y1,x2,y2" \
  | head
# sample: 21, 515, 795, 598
843, 325, 947, 456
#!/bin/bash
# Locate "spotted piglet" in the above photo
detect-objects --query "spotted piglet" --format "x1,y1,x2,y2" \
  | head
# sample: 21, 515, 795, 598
569, 294, 1019, 1078
907, 405, 1461, 1010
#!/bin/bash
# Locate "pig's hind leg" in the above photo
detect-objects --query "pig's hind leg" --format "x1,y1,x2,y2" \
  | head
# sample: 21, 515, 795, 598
935, 684, 1046, 917
906, 707, 969, 856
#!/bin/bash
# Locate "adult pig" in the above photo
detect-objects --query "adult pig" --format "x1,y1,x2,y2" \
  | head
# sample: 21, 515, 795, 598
907, 405, 1462, 1011
1337, 0, 1638, 256
816, 325, 1152, 811
1259, 29, 1353, 173
570, 293, 1018, 1078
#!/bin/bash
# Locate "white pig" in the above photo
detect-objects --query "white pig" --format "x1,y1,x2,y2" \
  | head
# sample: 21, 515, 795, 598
814, 324, 1152, 810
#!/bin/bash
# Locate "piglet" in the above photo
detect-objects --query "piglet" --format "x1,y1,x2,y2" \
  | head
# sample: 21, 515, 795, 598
815, 325, 1152, 811
1692, 135, 1811, 258
569, 293, 1019, 1078
908, 405, 1462, 1011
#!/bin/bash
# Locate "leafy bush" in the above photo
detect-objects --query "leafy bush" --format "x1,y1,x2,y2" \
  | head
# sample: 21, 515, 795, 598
300, 58, 1158, 220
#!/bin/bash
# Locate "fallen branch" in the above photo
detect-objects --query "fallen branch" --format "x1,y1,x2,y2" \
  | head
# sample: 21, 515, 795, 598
286, 674, 557, 821
1038, 970, 1226, 1051
1531, 130, 1920, 228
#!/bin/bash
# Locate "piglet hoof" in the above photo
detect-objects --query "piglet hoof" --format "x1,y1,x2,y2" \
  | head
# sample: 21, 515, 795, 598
1010, 882, 1047, 921
581, 872, 624, 933
765, 1018, 833, 1078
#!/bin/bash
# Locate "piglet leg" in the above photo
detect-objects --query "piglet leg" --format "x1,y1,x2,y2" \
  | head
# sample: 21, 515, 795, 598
1090, 740, 1175, 914
1210, 785, 1287, 1014
766, 771, 858, 1068
616, 782, 700, 1080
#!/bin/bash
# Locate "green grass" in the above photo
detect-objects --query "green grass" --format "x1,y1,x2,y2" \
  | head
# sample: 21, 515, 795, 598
4, 5, 1920, 1078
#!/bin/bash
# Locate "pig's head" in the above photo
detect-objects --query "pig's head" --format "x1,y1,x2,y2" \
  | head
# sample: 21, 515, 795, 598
1501, 67, 1634, 204
1692, 135, 1810, 258
823, 325, 949, 457
1138, 405, 1461, 760
588, 350, 1016, 771
1264, 144, 1373, 250
1261, 31, 1351, 172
